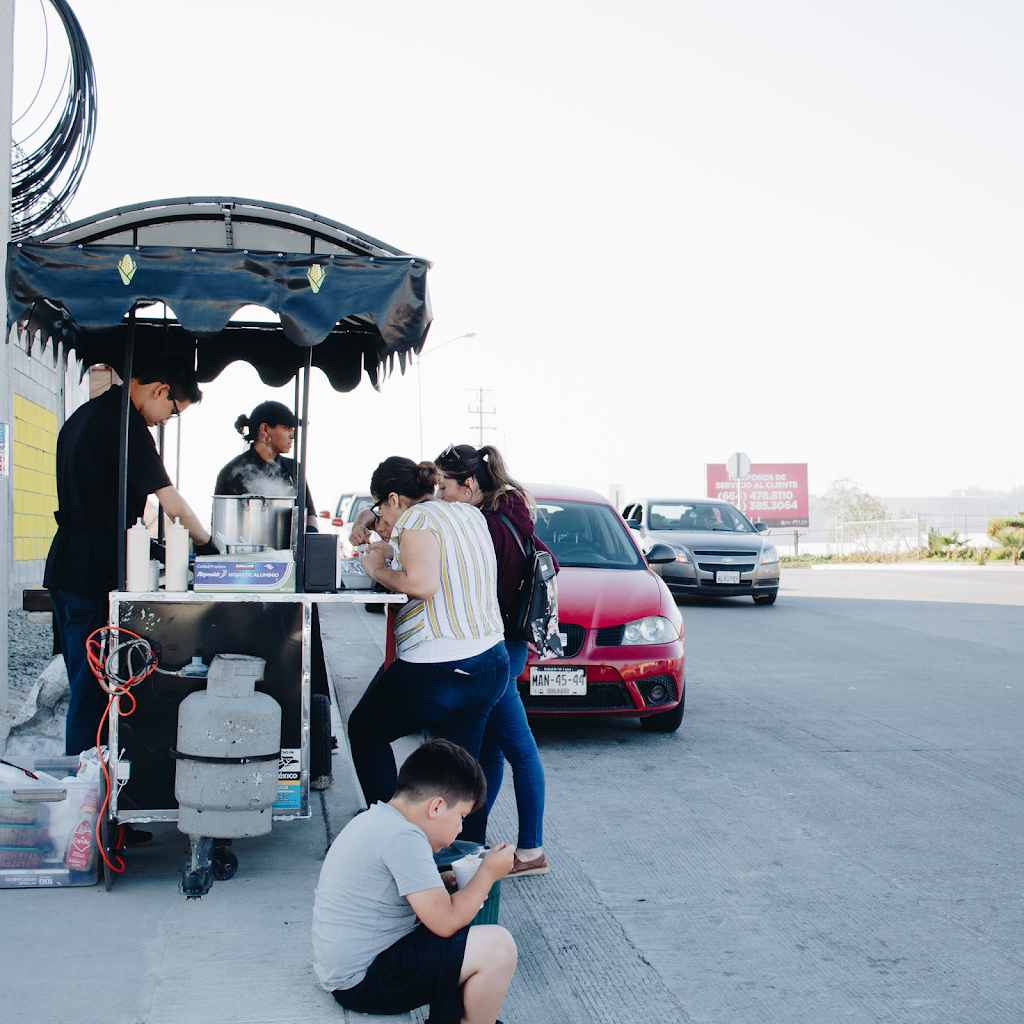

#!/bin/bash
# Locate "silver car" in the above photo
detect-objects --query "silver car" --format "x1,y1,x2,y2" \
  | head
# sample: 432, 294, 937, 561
621, 498, 780, 605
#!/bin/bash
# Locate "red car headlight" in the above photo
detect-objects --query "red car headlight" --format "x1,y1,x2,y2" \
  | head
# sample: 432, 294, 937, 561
622, 616, 679, 645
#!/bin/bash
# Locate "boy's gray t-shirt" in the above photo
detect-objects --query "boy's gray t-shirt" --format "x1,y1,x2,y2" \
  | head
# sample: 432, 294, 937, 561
312, 801, 445, 991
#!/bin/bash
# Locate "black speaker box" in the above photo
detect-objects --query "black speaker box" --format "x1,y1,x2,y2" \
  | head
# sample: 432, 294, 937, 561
303, 533, 338, 592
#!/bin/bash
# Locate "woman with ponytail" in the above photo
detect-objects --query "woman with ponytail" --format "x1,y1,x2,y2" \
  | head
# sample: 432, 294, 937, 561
434, 444, 555, 876
348, 456, 509, 815
215, 400, 333, 787
215, 400, 318, 529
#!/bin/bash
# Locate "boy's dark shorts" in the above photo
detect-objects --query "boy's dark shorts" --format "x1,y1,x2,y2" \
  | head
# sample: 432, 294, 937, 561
332, 923, 470, 1023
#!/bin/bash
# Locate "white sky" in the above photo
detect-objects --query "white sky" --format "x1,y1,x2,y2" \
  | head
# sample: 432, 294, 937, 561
12, 1, 1024, 515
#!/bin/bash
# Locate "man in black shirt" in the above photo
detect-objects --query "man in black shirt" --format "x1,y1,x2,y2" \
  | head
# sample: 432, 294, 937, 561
44, 354, 217, 756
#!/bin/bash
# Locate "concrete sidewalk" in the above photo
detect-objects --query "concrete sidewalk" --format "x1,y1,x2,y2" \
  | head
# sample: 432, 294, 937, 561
2, 603, 684, 1024
0, 605, 407, 1024
321, 607, 686, 1024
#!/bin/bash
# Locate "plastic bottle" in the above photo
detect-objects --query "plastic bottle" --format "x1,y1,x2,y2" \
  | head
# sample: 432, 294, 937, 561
65, 790, 98, 871
165, 517, 190, 592
126, 518, 151, 592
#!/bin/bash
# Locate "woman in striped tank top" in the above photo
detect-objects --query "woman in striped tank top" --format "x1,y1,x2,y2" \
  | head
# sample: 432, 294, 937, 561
348, 457, 510, 814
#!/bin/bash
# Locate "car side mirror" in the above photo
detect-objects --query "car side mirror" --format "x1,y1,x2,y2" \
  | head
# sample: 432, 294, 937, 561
755, 522, 768, 533
626, 519, 641, 530
646, 542, 678, 564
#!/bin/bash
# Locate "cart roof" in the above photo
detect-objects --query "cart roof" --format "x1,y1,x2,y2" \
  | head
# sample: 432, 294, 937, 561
6, 197, 432, 391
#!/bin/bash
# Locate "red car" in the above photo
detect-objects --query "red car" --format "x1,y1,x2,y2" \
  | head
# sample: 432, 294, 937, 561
519, 485, 685, 732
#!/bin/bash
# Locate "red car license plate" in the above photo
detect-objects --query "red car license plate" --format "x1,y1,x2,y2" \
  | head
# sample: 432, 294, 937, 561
530, 667, 586, 695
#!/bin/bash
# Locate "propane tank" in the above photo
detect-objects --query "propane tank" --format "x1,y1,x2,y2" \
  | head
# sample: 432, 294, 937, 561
174, 654, 282, 839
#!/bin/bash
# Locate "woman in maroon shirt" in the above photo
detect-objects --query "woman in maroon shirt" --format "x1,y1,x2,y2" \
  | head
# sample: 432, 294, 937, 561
434, 444, 557, 877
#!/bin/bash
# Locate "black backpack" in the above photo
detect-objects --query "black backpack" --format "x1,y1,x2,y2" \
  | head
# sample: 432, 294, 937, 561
494, 512, 563, 659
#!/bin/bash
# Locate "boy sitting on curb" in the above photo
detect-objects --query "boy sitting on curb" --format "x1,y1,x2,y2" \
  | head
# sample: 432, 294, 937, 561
313, 738, 517, 1024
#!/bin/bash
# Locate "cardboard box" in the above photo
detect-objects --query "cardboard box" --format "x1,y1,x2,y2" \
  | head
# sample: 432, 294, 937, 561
193, 551, 295, 593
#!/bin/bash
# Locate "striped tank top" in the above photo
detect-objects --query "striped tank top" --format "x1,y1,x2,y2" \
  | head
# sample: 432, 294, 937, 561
391, 500, 504, 662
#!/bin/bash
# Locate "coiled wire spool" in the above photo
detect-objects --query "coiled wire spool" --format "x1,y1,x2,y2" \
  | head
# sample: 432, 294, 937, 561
11, 0, 98, 238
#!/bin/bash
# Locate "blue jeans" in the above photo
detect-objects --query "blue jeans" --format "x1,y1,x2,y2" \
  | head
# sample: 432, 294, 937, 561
476, 641, 545, 849
348, 641, 509, 809
50, 588, 110, 757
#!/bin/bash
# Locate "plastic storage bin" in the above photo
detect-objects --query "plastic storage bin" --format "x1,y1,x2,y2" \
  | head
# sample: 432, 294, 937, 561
0, 755, 100, 888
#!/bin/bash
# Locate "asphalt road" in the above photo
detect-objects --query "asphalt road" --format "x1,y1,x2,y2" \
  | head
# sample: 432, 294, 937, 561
491, 567, 1024, 1023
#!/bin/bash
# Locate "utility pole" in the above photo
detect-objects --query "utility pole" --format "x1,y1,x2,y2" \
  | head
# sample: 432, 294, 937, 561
467, 388, 496, 447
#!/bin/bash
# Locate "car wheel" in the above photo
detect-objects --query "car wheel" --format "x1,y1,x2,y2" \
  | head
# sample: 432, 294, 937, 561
753, 593, 777, 605
640, 686, 685, 733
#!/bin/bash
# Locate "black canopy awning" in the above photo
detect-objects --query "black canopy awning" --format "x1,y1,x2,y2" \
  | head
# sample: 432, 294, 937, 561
5, 197, 435, 591
6, 239, 432, 390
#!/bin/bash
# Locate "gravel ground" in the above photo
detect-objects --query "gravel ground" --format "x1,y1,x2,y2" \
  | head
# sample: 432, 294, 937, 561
2, 610, 57, 744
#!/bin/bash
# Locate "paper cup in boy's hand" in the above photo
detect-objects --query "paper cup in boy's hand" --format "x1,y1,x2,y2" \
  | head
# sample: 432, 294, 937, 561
451, 854, 484, 893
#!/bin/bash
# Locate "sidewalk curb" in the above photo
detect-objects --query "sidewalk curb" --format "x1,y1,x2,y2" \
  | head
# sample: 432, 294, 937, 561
808, 563, 1021, 572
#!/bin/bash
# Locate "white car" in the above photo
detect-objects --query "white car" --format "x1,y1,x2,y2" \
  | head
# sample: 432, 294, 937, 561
331, 492, 375, 557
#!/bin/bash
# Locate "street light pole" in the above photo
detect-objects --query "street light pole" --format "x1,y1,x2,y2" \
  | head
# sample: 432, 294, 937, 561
417, 331, 476, 459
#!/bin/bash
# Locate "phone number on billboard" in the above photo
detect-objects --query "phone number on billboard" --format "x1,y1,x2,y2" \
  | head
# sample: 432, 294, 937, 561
748, 500, 800, 510
748, 491, 796, 500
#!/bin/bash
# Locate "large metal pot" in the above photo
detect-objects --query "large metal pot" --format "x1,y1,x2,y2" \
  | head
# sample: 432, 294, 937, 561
211, 495, 297, 553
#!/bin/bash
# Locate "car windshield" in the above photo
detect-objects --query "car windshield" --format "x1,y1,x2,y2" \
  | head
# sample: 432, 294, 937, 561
649, 502, 756, 533
349, 495, 373, 519
534, 500, 644, 569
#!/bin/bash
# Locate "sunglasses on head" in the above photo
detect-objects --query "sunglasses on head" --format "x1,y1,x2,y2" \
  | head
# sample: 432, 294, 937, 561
438, 443, 465, 464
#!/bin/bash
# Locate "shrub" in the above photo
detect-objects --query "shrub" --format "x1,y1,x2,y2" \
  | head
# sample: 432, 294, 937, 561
986, 517, 1024, 565
926, 527, 968, 559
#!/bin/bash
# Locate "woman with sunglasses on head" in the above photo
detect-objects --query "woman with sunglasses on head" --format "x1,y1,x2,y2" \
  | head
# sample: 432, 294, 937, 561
348, 457, 509, 816
434, 444, 556, 877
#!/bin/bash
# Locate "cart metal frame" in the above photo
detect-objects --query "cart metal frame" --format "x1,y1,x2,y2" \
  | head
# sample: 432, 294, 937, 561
7, 197, 428, 890
105, 590, 406, 825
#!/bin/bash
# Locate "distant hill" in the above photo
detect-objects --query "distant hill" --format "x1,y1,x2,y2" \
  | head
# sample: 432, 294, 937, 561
876, 491, 1024, 519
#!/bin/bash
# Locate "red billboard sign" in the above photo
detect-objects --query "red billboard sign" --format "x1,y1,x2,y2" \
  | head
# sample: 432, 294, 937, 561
705, 463, 809, 527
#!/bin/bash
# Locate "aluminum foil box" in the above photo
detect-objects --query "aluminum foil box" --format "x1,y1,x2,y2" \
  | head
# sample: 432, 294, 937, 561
193, 551, 295, 593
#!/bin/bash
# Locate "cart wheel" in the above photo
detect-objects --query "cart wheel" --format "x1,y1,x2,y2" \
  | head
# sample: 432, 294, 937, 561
311, 693, 334, 786
212, 848, 238, 881
181, 863, 214, 897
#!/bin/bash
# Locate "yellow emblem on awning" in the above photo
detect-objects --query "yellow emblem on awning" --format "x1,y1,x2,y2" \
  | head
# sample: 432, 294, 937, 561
307, 264, 326, 293
117, 253, 137, 286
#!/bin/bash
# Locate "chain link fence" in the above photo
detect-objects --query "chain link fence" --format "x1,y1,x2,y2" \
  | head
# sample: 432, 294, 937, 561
765, 513, 1004, 557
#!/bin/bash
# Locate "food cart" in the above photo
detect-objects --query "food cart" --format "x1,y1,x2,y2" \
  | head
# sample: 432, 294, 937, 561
5, 197, 427, 891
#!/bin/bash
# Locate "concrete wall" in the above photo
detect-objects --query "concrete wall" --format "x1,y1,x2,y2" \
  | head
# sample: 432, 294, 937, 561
6, 338, 90, 589
1, 0, 15, 712
0, 0, 91, 708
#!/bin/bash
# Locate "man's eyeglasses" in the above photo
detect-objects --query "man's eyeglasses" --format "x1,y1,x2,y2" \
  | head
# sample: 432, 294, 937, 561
168, 395, 181, 419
